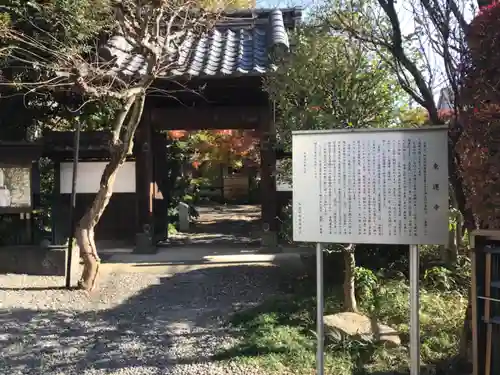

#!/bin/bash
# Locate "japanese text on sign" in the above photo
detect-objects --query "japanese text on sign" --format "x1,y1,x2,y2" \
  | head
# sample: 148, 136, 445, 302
292, 127, 449, 245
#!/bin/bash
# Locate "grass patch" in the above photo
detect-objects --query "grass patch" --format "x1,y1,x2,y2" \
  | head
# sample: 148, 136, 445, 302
215, 274, 467, 375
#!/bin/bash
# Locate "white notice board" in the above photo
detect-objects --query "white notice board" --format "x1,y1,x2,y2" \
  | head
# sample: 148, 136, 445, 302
60, 161, 136, 194
292, 127, 449, 245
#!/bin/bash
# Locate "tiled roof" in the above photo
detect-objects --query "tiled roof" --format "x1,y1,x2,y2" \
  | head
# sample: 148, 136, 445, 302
99, 8, 300, 79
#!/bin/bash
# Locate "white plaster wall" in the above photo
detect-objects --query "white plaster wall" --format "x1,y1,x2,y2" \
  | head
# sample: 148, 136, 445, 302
60, 161, 136, 194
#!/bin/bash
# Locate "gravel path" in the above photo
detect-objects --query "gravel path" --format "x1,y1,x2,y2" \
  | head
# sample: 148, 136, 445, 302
0, 264, 295, 375
167, 204, 262, 246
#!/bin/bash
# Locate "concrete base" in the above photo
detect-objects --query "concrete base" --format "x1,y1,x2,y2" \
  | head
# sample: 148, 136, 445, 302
99, 245, 308, 275
0, 245, 80, 277
134, 233, 157, 254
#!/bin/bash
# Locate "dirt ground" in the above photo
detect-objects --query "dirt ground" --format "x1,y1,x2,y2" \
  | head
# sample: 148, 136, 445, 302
0, 261, 297, 375
167, 204, 262, 247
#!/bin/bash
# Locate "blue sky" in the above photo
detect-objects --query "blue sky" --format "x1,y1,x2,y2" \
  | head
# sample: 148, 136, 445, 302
256, 0, 313, 12
257, 0, 308, 7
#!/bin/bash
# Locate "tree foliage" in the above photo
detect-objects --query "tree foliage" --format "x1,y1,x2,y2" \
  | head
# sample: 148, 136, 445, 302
324, 0, 471, 125
0, 0, 113, 139
319, 0, 484, 360
397, 105, 429, 127
265, 26, 403, 152
168, 129, 259, 168
323, 0, 476, 231
0, 0, 246, 140
456, 2, 500, 228
265, 24, 403, 313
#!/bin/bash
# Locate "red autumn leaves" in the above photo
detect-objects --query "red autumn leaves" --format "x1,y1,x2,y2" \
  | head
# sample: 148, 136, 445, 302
454, 1, 500, 226
167, 129, 260, 168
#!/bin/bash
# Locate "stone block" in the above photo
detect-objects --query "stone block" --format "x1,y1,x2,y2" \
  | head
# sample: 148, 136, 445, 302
260, 230, 279, 250
0, 244, 79, 277
324, 312, 401, 347
177, 202, 190, 232
134, 232, 156, 254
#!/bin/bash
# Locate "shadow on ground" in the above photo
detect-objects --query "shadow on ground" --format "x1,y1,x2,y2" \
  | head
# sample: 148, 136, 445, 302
0, 264, 295, 375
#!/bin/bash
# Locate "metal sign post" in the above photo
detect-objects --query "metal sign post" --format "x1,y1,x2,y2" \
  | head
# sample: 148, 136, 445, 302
65, 120, 81, 289
316, 242, 324, 375
409, 244, 420, 375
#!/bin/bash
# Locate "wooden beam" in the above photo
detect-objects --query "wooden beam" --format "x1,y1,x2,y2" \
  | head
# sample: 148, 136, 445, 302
471, 248, 478, 375
0, 142, 43, 164
149, 106, 269, 130
485, 251, 492, 375
151, 133, 169, 242
259, 105, 278, 247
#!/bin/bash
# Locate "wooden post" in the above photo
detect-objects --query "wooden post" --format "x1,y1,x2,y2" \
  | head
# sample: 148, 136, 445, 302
51, 161, 62, 245
259, 110, 278, 250
470, 230, 500, 375
134, 118, 155, 253
484, 251, 492, 375
471, 247, 479, 375
152, 132, 168, 242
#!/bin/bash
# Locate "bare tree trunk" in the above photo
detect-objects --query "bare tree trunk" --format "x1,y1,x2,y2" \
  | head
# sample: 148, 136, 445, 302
76, 93, 145, 291
445, 188, 463, 265
441, 218, 458, 266
456, 216, 463, 256
446, 226, 459, 265
439, 243, 449, 265
76, 153, 125, 290
343, 244, 358, 313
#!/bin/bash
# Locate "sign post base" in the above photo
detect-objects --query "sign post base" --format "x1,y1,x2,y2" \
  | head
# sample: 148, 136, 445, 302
410, 244, 420, 375
316, 242, 324, 375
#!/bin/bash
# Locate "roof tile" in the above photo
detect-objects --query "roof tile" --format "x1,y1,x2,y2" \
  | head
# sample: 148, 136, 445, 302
101, 9, 293, 79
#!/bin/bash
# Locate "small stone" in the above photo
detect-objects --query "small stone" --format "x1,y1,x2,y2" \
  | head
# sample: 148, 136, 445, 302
324, 312, 401, 347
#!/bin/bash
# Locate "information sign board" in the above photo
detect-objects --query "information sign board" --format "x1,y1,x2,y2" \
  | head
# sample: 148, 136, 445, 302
292, 127, 449, 245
